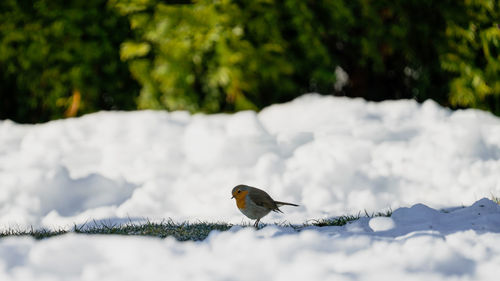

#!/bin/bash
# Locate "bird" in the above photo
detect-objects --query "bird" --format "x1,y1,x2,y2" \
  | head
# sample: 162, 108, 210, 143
231, 184, 299, 228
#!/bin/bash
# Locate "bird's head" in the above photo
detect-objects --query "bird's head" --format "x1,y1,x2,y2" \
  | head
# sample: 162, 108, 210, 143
231, 184, 249, 199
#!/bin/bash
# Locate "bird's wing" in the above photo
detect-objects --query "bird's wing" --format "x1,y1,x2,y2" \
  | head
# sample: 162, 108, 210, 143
248, 188, 279, 210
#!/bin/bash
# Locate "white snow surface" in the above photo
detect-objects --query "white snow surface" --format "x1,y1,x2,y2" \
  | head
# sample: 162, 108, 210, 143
1, 94, 500, 280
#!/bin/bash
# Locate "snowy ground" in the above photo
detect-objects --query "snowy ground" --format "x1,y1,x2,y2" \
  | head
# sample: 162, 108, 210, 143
1, 94, 500, 280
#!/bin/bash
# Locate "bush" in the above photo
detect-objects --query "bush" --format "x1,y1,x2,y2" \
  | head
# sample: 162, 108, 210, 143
440, 0, 500, 114
112, 0, 349, 113
0, 0, 139, 123
1, 0, 499, 122
113, 0, 499, 115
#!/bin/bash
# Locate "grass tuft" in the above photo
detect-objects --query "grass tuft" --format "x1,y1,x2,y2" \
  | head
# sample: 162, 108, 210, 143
73, 219, 233, 241
0, 209, 395, 241
309, 208, 393, 227
308, 214, 362, 227
0, 227, 67, 240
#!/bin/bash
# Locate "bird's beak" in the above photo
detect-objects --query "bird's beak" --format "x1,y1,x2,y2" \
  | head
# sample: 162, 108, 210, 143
231, 195, 234, 199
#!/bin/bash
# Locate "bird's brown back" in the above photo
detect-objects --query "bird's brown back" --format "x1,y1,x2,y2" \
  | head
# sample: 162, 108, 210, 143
247, 186, 280, 211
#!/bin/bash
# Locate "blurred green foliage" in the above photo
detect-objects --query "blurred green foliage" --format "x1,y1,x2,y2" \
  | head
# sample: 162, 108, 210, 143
441, 0, 500, 113
1, 0, 499, 122
0, 0, 139, 123
112, 0, 346, 112
113, 0, 499, 114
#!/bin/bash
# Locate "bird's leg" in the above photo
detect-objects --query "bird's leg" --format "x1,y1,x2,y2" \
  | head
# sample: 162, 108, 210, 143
254, 218, 260, 228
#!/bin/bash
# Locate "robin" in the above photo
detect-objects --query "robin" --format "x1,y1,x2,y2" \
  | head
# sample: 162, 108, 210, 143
231, 184, 299, 227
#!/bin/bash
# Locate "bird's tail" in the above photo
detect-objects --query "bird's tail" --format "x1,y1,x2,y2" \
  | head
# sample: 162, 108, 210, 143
274, 201, 299, 207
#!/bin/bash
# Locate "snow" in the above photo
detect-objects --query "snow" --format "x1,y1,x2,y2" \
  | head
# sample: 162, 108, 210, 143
1, 93, 500, 280
1, 201, 500, 281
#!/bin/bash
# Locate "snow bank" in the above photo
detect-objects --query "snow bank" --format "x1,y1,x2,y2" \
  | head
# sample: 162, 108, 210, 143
1, 94, 500, 228
2, 94, 500, 280
0, 199, 499, 281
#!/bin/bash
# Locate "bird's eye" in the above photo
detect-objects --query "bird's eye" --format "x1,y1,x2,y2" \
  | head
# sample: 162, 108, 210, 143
237, 190, 241, 193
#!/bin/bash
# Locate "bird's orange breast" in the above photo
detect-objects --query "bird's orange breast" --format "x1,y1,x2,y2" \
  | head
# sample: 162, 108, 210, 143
234, 190, 249, 209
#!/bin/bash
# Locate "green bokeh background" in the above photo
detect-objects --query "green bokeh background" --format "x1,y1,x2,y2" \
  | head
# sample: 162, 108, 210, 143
1, 0, 499, 123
